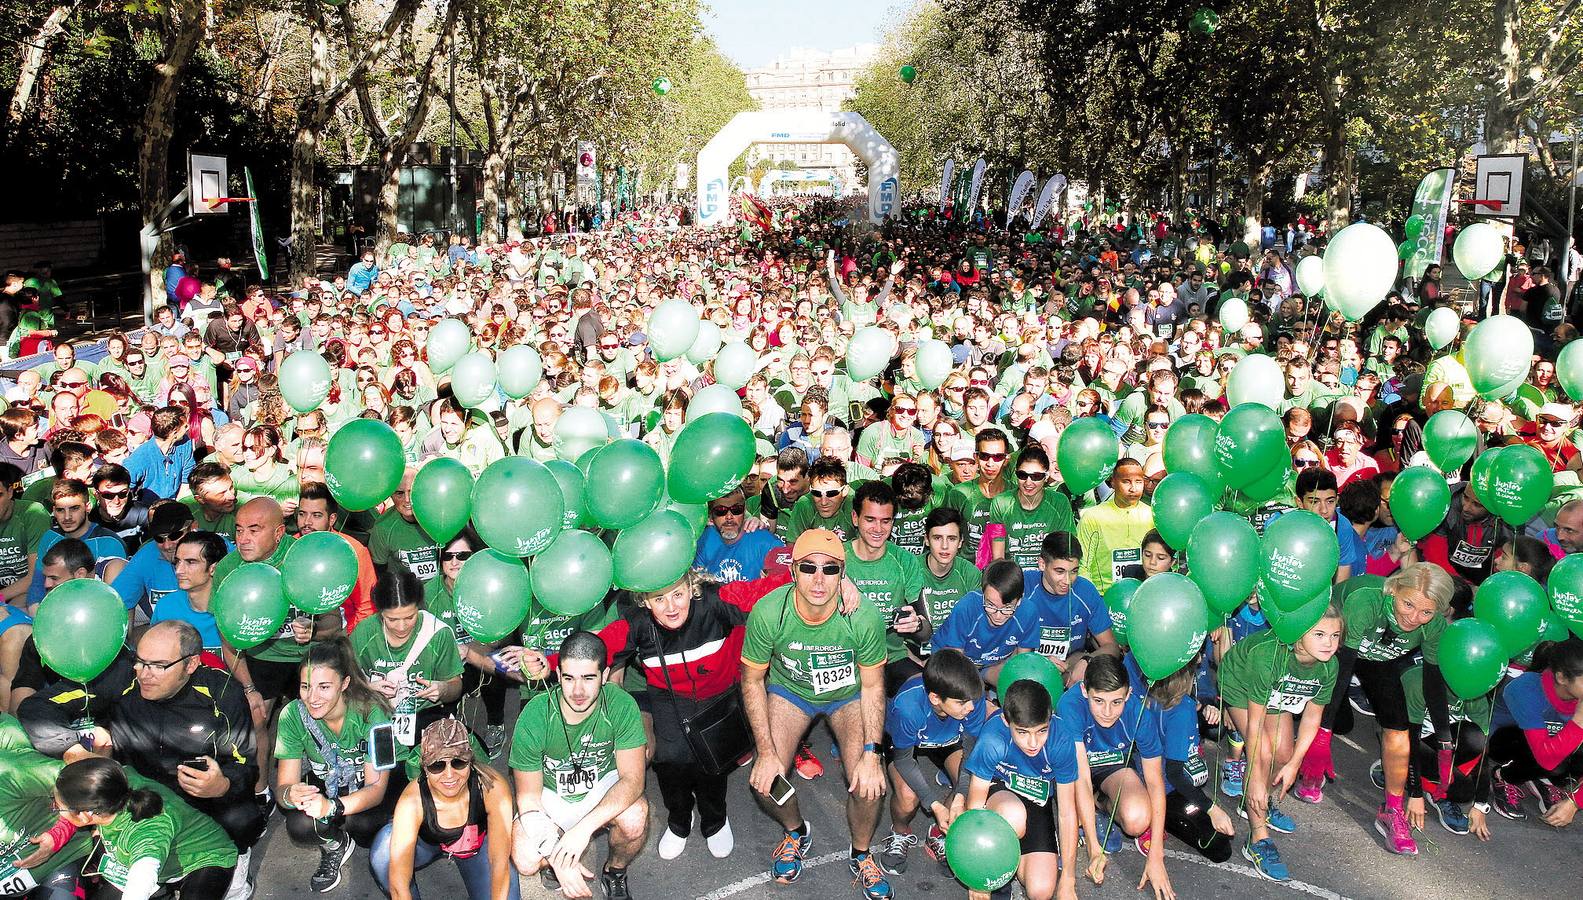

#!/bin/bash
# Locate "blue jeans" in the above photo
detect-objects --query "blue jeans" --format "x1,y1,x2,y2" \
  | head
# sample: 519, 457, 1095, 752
369, 823, 520, 900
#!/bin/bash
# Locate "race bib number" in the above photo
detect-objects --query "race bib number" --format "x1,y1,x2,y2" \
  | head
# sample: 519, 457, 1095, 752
554, 764, 597, 799
1183, 752, 1208, 787
98, 852, 130, 889
398, 547, 439, 581
809, 650, 857, 696
1268, 690, 1311, 715
273, 606, 306, 640
1087, 748, 1125, 768
393, 698, 417, 746
1448, 541, 1492, 570
0, 863, 36, 896
1038, 626, 1072, 661
1110, 547, 1142, 580
1005, 771, 1051, 805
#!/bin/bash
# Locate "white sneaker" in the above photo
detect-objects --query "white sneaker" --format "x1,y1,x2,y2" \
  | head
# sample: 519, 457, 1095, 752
706, 819, 734, 858
223, 850, 254, 900
658, 826, 688, 860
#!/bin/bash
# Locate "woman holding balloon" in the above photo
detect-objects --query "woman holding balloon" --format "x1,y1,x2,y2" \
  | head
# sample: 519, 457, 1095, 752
422, 531, 511, 758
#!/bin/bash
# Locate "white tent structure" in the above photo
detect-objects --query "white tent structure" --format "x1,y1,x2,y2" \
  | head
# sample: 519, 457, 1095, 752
696, 110, 898, 227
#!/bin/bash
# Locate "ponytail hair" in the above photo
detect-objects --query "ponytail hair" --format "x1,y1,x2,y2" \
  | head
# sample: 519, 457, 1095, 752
300, 637, 390, 715
372, 565, 424, 611
1530, 636, 1583, 681
56, 757, 163, 821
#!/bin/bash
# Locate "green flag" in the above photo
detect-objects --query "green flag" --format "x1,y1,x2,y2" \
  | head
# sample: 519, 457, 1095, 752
246, 167, 268, 282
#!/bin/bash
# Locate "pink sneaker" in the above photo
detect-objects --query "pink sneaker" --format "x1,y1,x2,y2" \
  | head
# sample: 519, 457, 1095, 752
1374, 805, 1418, 856
1293, 773, 1324, 804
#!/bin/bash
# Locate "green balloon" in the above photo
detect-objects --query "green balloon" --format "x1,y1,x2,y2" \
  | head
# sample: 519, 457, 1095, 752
1424, 307, 1459, 351
427, 318, 472, 374
1153, 473, 1216, 550
1474, 571, 1549, 657
325, 419, 405, 511
1104, 578, 1141, 648
846, 327, 896, 382
1397, 239, 1415, 261
1162, 414, 1223, 492
1557, 339, 1583, 401
453, 549, 533, 642
586, 439, 665, 530
278, 350, 332, 414
1238, 455, 1294, 504
1321, 222, 1396, 321
1389, 465, 1451, 541
997, 652, 1063, 703
1439, 618, 1506, 700
282, 531, 360, 615
1452, 222, 1505, 281
1056, 416, 1119, 495
685, 320, 722, 366
1259, 510, 1339, 611
450, 351, 497, 408
945, 809, 1019, 892
545, 459, 590, 530
530, 530, 614, 616
1486, 443, 1552, 526
555, 407, 613, 461
1464, 315, 1533, 399
213, 563, 288, 650
1404, 214, 1426, 240
1186, 512, 1261, 615
899, 64, 918, 84
496, 345, 543, 399
647, 299, 700, 362
1536, 608, 1571, 645
687, 384, 744, 420
667, 412, 755, 503
1214, 403, 1286, 490
34, 580, 128, 682
471, 457, 564, 556
914, 339, 954, 390
1470, 446, 1503, 507
1423, 410, 1477, 473
1549, 554, 1583, 637
612, 509, 697, 591
1262, 586, 1332, 644
713, 341, 759, 391
412, 457, 474, 544
663, 489, 710, 542
1128, 573, 1210, 680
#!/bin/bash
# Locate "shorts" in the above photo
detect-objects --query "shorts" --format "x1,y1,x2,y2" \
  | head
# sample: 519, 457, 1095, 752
768, 683, 857, 719
1088, 762, 1128, 796
1354, 654, 1415, 732
888, 742, 961, 770
246, 656, 300, 702
540, 770, 620, 836
0, 604, 30, 637
989, 784, 1057, 855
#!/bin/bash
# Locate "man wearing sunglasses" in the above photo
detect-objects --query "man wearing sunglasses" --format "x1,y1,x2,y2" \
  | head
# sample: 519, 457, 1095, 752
694, 486, 784, 583
783, 457, 853, 545
943, 427, 1012, 560
109, 500, 193, 622
741, 528, 892, 898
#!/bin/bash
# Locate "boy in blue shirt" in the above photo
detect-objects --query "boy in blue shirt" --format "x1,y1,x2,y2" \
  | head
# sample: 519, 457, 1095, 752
1022, 531, 1117, 687
931, 560, 1039, 686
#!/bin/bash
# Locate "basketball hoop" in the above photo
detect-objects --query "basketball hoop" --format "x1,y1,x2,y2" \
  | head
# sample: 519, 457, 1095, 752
203, 196, 256, 212
1462, 198, 1504, 209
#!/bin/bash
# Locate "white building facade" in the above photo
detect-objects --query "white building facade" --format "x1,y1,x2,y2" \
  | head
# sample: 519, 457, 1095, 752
744, 45, 878, 191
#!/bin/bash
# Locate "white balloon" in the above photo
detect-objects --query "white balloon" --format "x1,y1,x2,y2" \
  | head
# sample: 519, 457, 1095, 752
1423, 306, 1459, 351
1452, 222, 1505, 281
1322, 222, 1397, 321
1227, 353, 1285, 410
1218, 297, 1249, 333
1295, 255, 1326, 297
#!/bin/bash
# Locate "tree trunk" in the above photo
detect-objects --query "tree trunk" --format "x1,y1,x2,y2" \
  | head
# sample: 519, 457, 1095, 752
376, 147, 402, 254
1485, 0, 1523, 155
1319, 74, 1354, 232
289, 8, 333, 285
505, 168, 525, 240
138, 0, 206, 317
1244, 158, 1271, 248
480, 146, 507, 243
6, 3, 76, 126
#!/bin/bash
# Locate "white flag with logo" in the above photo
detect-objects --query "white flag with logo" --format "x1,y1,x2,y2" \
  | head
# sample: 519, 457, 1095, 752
939, 159, 956, 210
1031, 174, 1067, 228
1007, 170, 1036, 221
965, 157, 987, 213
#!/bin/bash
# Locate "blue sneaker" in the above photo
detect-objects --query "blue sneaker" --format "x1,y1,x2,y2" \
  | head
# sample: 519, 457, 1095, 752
1101, 822, 1123, 854
849, 851, 893, 900
770, 823, 813, 884
1242, 838, 1290, 882
1369, 760, 1386, 790
1221, 759, 1245, 798
1237, 801, 1295, 833
1433, 798, 1470, 835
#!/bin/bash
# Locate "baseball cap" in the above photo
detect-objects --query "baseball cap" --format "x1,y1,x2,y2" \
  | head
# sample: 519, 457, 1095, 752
419, 718, 472, 766
1538, 402, 1574, 422
947, 439, 976, 462
1029, 420, 1059, 444
791, 528, 843, 563
126, 412, 152, 437
167, 354, 192, 368
146, 502, 194, 537
761, 545, 793, 579
234, 356, 259, 372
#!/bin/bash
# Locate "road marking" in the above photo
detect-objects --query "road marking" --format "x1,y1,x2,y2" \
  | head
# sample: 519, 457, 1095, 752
1336, 734, 1366, 754
697, 847, 1351, 899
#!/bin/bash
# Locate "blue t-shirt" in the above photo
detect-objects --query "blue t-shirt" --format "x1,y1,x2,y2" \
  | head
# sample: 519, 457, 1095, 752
150, 591, 222, 651
1502, 672, 1570, 736
692, 527, 783, 583
931, 590, 1040, 669
1056, 681, 1162, 770
885, 674, 988, 751
1227, 602, 1270, 643
1336, 513, 1366, 573
963, 711, 1078, 806
29, 525, 128, 607
111, 542, 181, 614
1022, 571, 1111, 662
124, 438, 196, 499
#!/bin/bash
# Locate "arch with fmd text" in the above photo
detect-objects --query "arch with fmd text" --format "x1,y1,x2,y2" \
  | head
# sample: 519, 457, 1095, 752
695, 110, 899, 226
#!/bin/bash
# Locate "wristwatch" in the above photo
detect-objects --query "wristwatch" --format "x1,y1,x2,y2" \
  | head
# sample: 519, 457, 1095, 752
1473, 802, 1491, 814
330, 797, 345, 819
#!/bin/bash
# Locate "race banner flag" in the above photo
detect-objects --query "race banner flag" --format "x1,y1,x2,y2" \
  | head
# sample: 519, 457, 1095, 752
1406, 167, 1456, 278
1007, 170, 1036, 222
939, 159, 956, 210
1030, 174, 1066, 229
245, 167, 268, 282
965, 157, 987, 214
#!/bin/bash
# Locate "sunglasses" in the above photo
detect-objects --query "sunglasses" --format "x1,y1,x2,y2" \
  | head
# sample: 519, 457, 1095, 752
796, 562, 842, 576
424, 757, 472, 774
710, 504, 746, 517
809, 488, 843, 498
60, 381, 88, 389
1294, 458, 1320, 468
892, 406, 916, 415
977, 452, 1007, 462
1016, 470, 1048, 481
441, 550, 474, 562
98, 488, 130, 501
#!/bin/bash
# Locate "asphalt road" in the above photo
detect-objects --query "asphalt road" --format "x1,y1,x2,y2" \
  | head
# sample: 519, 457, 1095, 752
248, 704, 1576, 900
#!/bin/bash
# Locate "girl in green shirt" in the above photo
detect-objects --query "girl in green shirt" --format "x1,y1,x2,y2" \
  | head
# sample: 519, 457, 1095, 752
352, 568, 466, 748
230, 425, 301, 512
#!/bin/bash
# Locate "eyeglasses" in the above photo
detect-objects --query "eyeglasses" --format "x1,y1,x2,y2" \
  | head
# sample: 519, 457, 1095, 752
1294, 458, 1320, 468
132, 654, 193, 673
977, 452, 1007, 462
710, 504, 745, 517
982, 600, 1019, 617
1146, 421, 1170, 430
424, 757, 472, 774
127, 359, 146, 366
892, 406, 916, 416
441, 550, 474, 562
1015, 470, 1048, 481
809, 488, 843, 498
99, 488, 130, 501
796, 562, 842, 576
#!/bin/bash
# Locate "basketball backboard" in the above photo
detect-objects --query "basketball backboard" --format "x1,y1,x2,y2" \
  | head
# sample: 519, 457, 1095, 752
188, 152, 230, 216
1472, 154, 1525, 218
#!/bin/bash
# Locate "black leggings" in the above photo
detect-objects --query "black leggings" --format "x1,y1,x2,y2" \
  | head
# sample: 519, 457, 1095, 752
1164, 791, 1232, 863
24, 862, 84, 900
282, 771, 408, 849
461, 666, 508, 727
652, 761, 730, 838
1488, 725, 1583, 785
85, 865, 233, 900
1408, 722, 1487, 802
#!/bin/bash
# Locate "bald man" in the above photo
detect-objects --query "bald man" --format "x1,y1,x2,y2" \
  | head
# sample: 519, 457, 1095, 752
1423, 382, 1457, 416
519, 395, 564, 461
1544, 498, 1583, 556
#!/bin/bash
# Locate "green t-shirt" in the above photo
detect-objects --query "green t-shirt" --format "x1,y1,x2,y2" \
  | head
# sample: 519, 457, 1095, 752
179, 498, 237, 540
229, 464, 300, 506
944, 480, 1007, 559
508, 683, 645, 803
351, 610, 464, 719
918, 555, 980, 634
0, 741, 91, 884
783, 495, 853, 545
1337, 575, 1445, 663
856, 423, 925, 469
274, 698, 407, 790
742, 585, 887, 704
1219, 630, 1338, 715
0, 502, 50, 588
988, 490, 1076, 569
96, 776, 237, 887
516, 601, 616, 697
368, 512, 441, 582
1402, 664, 1491, 737
216, 535, 301, 663
844, 541, 924, 662
422, 576, 476, 647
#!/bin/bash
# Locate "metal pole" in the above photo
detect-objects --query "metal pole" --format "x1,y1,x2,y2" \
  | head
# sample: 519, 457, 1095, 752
1568, 129, 1579, 274
448, 25, 459, 236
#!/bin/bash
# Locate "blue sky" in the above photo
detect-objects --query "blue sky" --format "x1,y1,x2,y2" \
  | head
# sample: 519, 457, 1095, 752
703, 0, 897, 69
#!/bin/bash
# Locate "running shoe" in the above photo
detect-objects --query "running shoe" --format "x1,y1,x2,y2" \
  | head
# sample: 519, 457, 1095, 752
849, 851, 894, 900
657, 826, 687, 860
599, 867, 632, 900
1101, 822, 1123, 854
1433, 798, 1470, 835
1369, 760, 1386, 791
1374, 805, 1418, 856
1135, 831, 1152, 855
1529, 779, 1568, 815
1349, 684, 1374, 717
1220, 759, 1245, 798
1242, 838, 1290, 882
1294, 772, 1325, 804
1491, 771, 1527, 820
935, 769, 953, 788
706, 820, 734, 859
541, 869, 561, 892
793, 743, 824, 780
482, 723, 507, 759
877, 830, 917, 875
309, 832, 353, 893
922, 824, 947, 865
770, 823, 813, 884
1237, 802, 1295, 833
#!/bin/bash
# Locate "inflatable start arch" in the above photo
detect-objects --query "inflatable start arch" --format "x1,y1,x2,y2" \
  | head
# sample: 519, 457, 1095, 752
696, 110, 898, 227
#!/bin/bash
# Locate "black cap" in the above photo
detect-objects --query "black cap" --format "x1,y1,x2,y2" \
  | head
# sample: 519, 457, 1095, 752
146, 501, 194, 537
